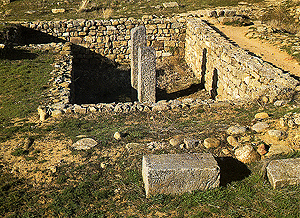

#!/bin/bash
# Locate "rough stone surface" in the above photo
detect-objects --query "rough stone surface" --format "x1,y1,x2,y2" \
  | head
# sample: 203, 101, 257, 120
234, 144, 260, 163
131, 26, 146, 89
203, 138, 220, 148
114, 132, 122, 140
267, 130, 285, 140
138, 46, 156, 104
227, 136, 240, 148
227, 126, 247, 135
267, 158, 300, 189
162, 2, 179, 8
257, 144, 268, 155
255, 112, 269, 119
251, 122, 269, 133
142, 153, 220, 197
72, 138, 98, 150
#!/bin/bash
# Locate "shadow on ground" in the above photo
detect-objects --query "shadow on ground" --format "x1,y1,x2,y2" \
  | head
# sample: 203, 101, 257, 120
216, 157, 251, 186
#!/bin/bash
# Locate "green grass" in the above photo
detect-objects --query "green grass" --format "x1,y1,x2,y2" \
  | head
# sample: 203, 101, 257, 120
0, 0, 262, 22
0, 48, 55, 142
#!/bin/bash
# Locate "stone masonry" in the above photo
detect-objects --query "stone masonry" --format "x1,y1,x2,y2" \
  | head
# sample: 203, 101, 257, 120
185, 18, 299, 103
267, 158, 300, 189
142, 153, 220, 197
131, 26, 146, 89
138, 46, 156, 104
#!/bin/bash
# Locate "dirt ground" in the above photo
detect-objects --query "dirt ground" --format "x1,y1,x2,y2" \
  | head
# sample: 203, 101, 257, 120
213, 23, 300, 77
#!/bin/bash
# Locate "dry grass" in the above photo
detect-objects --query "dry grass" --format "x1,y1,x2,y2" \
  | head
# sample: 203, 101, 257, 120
78, 0, 90, 13
102, 8, 113, 19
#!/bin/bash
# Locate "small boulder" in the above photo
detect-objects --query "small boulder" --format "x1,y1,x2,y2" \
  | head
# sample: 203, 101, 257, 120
227, 126, 247, 135
227, 136, 240, 148
257, 144, 268, 155
267, 130, 285, 140
203, 138, 220, 149
51, 109, 63, 118
183, 138, 198, 149
114, 132, 122, 140
52, 8, 66, 14
234, 144, 260, 164
169, 136, 183, 147
255, 112, 269, 120
251, 122, 269, 133
37, 106, 47, 122
72, 138, 97, 150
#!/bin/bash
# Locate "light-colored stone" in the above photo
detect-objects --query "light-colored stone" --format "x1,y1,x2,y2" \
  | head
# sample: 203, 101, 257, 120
138, 46, 156, 104
72, 138, 98, 150
51, 109, 63, 118
226, 126, 247, 135
267, 130, 285, 140
234, 144, 260, 163
257, 144, 268, 155
227, 136, 240, 148
52, 8, 66, 14
142, 153, 220, 197
126, 143, 141, 151
114, 132, 122, 140
37, 106, 47, 122
255, 112, 269, 119
162, 2, 179, 8
131, 26, 146, 89
183, 138, 198, 148
169, 137, 183, 147
267, 158, 300, 189
251, 122, 269, 133
203, 138, 220, 149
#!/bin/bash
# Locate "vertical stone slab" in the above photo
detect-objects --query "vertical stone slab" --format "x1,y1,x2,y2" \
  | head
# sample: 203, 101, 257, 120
138, 46, 156, 104
267, 158, 300, 189
131, 26, 146, 90
142, 153, 220, 198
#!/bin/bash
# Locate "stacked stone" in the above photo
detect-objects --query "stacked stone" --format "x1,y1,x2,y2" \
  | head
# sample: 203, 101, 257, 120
185, 18, 298, 103
21, 17, 186, 64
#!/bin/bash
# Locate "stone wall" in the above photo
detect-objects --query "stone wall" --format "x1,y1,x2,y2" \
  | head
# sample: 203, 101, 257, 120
185, 18, 299, 103
21, 16, 186, 64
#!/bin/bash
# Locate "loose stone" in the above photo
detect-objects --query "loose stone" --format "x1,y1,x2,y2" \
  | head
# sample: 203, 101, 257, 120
227, 136, 240, 148
234, 144, 260, 164
251, 122, 269, 133
257, 144, 268, 155
267, 130, 285, 140
226, 126, 247, 135
114, 132, 122, 140
72, 138, 98, 150
254, 112, 269, 119
203, 138, 220, 149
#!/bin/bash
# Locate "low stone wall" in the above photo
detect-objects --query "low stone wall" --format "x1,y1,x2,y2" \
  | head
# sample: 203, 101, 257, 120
185, 19, 299, 103
21, 17, 186, 64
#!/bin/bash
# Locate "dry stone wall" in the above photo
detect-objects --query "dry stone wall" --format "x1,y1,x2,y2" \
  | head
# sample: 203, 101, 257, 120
185, 18, 299, 103
21, 17, 186, 64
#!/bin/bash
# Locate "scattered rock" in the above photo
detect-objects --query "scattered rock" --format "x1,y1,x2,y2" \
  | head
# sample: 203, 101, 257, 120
251, 122, 269, 133
52, 8, 66, 14
72, 138, 98, 150
169, 136, 183, 147
183, 138, 198, 149
51, 109, 63, 118
162, 2, 179, 8
274, 100, 288, 107
147, 141, 167, 150
114, 132, 122, 140
203, 138, 220, 149
37, 106, 48, 122
266, 144, 294, 157
222, 148, 231, 155
227, 136, 240, 148
234, 144, 260, 164
267, 130, 285, 140
255, 112, 269, 119
126, 143, 141, 151
257, 144, 268, 155
227, 126, 247, 135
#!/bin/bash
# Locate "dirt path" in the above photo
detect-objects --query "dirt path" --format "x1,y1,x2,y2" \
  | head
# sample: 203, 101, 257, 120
214, 24, 300, 77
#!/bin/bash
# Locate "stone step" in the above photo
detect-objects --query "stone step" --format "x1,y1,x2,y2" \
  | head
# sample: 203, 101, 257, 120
142, 153, 220, 197
267, 158, 300, 189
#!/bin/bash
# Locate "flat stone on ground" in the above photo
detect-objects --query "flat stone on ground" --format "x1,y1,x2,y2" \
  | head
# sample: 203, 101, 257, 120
142, 153, 220, 197
267, 158, 300, 189
72, 138, 98, 150
227, 126, 247, 135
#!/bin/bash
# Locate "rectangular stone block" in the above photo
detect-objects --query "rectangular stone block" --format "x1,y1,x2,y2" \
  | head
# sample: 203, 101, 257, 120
267, 158, 300, 189
138, 46, 156, 104
142, 153, 220, 198
130, 26, 146, 89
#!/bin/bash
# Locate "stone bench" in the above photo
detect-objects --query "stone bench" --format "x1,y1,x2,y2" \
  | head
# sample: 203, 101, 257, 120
142, 153, 220, 197
267, 158, 300, 189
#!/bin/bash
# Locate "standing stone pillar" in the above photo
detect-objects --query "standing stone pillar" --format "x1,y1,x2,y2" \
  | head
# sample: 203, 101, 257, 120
138, 46, 156, 104
131, 26, 146, 90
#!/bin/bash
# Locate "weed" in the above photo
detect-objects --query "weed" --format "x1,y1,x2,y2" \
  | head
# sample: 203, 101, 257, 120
11, 148, 29, 156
